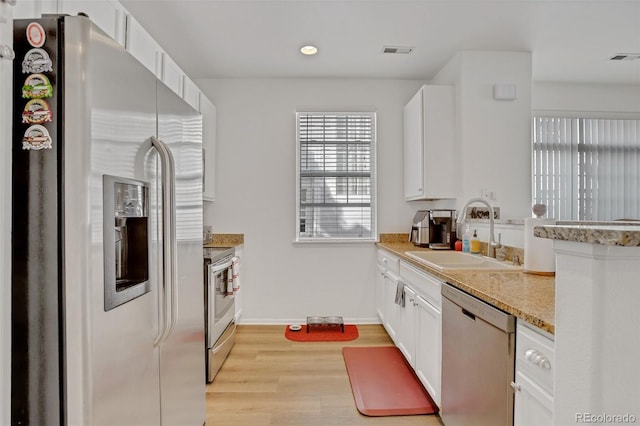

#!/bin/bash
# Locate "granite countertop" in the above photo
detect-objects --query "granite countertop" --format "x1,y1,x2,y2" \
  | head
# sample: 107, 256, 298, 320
203, 233, 244, 248
535, 222, 640, 247
377, 240, 555, 335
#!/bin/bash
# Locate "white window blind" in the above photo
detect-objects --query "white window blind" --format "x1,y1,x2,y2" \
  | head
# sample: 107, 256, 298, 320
296, 112, 376, 241
533, 116, 640, 221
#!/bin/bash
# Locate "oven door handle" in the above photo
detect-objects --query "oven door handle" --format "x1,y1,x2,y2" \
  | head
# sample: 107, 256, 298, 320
210, 259, 234, 275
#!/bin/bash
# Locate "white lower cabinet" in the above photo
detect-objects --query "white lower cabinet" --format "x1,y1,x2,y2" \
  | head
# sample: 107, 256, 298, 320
397, 260, 442, 408
513, 320, 555, 425
382, 270, 400, 342
414, 294, 441, 407
513, 371, 553, 426
376, 250, 442, 407
375, 265, 385, 323
397, 286, 416, 365
376, 249, 400, 341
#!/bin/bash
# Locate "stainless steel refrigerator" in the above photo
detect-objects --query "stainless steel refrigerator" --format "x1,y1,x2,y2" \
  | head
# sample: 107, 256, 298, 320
11, 15, 205, 425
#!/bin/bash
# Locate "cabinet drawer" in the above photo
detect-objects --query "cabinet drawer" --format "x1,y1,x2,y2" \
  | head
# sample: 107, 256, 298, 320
377, 249, 399, 275
399, 261, 441, 309
516, 321, 555, 396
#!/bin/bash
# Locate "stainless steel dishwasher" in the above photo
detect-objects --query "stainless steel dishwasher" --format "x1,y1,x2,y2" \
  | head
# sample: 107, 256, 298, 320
441, 283, 516, 426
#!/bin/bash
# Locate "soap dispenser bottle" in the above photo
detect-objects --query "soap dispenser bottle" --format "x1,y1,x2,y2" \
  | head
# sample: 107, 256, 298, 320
462, 225, 471, 253
470, 229, 481, 254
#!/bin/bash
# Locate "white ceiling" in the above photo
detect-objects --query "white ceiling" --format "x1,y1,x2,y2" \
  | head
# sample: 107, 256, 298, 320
120, 0, 640, 84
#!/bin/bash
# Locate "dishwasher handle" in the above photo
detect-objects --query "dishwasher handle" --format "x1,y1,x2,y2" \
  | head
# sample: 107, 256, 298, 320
462, 309, 476, 321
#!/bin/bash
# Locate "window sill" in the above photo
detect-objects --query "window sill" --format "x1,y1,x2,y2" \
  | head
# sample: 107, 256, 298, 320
293, 238, 378, 245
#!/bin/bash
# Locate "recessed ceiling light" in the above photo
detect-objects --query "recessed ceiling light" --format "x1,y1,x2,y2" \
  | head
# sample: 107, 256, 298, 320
300, 45, 318, 56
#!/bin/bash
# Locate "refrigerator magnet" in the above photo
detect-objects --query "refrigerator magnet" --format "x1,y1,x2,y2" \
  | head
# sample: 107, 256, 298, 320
22, 125, 53, 150
21, 48, 53, 74
22, 99, 53, 124
26, 22, 46, 48
22, 74, 53, 99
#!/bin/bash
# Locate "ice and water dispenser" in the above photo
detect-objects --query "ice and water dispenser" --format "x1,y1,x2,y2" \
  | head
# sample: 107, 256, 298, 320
103, 175, 150, 311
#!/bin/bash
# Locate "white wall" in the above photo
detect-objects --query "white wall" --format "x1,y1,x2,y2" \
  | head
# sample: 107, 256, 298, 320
197, 78, 433, 323
431, 51, 532, 248
0, 1, 13, 423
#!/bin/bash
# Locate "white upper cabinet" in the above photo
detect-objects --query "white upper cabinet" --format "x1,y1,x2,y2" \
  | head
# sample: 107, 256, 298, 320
182, 75, 200, 111
124, 14, 162, 77
59, 0, 126, 46
161, 53, 184, 97
200, 95, 216, 201
13, 0, 58, 19
403, 85, 456, 200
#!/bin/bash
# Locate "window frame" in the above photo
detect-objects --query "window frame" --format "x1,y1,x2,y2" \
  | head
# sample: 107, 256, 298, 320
295, 111, 378, 243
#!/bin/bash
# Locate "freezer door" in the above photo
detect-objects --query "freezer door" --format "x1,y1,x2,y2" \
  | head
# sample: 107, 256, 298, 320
156, 82, 206, 425
62, 17, 161, 426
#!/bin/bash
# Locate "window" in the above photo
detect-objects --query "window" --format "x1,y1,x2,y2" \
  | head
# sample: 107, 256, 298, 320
296, 112, 377, 241
532, 116, 640, 221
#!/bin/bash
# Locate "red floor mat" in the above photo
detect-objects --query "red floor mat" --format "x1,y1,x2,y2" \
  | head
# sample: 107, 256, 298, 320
284, 325, 359, 342
342, 346, 439, 416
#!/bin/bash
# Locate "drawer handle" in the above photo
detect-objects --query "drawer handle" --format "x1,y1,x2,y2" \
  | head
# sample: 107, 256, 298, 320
525, 348, 551, 369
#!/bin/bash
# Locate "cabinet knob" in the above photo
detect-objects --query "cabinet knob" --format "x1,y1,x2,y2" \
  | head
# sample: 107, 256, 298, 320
510, 381, 521, 392
525, 348, 551, 369
0, 44, 16, 61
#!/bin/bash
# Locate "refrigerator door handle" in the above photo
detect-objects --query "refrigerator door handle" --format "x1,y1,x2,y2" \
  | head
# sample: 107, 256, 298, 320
150, 136, 179, 346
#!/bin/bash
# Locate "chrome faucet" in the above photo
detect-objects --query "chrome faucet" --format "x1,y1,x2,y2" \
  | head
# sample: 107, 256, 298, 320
458, 197, 500, 258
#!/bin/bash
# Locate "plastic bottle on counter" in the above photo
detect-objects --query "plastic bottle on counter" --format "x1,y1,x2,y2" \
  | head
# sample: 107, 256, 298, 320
470, 229, 481, 254
462, 225, 471, 253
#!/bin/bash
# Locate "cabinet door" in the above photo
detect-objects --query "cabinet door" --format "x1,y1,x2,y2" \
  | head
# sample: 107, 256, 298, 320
59, 0, 126, 45
161, 53, 184, 97
125, 14, 162, 77
182, 75, 200, 111
383, 271, 400, 342
199, 95, 216, 201
375, 265, 386, 323
397, 286, 416, 366
14, 0, 57, 18
403, 85, 455, 200
415, 295, 442, 407
422, 85, 455, 199
403, 89, 424, 200
513, 371, 554, 426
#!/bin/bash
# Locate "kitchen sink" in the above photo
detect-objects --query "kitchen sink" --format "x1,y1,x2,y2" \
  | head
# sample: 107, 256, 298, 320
404, 251, 522, 272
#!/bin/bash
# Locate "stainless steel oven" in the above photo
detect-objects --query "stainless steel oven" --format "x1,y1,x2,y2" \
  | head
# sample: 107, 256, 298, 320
204, 247, 237, 383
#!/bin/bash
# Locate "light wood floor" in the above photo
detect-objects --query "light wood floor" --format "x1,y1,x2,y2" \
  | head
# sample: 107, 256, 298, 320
206, 324, 444, 426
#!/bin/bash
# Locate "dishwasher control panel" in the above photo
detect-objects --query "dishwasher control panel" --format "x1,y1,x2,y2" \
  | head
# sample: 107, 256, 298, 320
441, 283, 515, 333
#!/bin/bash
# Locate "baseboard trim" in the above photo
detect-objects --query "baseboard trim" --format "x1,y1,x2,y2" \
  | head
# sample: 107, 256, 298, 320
237, 317, 382, 326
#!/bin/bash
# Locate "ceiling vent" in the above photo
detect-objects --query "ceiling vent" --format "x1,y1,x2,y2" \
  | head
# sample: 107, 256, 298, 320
382, 46, 414, 55
609, 53, 640, 61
